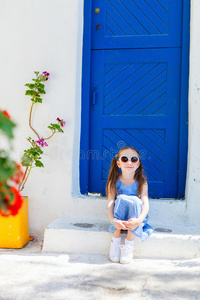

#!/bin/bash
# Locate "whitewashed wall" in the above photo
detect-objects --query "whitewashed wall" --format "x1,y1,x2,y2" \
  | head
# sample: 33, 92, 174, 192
0, 0, 199, 236
185, 0, 200, 223
0, 0, 84, 235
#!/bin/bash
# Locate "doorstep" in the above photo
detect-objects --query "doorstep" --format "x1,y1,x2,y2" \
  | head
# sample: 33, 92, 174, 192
42, 215, 200, 259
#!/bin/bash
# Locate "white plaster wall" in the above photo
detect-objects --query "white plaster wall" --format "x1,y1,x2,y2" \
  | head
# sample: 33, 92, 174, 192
184, 0, 200, 223
0, 0, 84, 235
0, 0, 199, 236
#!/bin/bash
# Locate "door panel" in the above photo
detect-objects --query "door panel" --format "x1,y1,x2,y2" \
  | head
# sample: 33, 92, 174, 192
91, 0, 182, 49
89, 48, 181, 197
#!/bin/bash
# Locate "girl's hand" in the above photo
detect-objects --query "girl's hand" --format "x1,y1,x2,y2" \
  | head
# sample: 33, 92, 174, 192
114, 220, 128, 230
124, 218, 141, 230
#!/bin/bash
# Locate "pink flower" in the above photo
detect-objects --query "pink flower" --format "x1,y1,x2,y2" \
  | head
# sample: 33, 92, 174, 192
57, 117, 66, 128
36, 139, 48, 147
43, 71, 50, 80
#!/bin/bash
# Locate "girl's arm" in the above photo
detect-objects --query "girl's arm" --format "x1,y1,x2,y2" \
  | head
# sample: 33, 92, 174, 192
107, 192, 115, 223
125, 182, 149, 230
137, 182, 149, 223
107, 189, 127, 230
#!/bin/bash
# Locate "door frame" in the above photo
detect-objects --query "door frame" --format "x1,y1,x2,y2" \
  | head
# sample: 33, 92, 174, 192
80, 0, 190, 198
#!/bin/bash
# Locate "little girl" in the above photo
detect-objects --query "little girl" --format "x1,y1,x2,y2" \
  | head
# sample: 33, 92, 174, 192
106, 146, 153, 264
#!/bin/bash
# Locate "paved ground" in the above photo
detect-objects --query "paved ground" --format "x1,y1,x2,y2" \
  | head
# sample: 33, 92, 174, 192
0, 239, 200, 300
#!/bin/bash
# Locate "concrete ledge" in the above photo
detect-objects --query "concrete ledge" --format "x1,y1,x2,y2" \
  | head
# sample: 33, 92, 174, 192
43, 216, 200, 259
68, 196, 187, 224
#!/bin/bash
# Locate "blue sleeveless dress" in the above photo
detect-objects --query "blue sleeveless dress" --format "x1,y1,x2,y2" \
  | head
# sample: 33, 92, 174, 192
108, 178, 153, 242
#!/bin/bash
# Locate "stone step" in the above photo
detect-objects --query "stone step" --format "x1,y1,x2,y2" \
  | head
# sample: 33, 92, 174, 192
42, 215, 200, 259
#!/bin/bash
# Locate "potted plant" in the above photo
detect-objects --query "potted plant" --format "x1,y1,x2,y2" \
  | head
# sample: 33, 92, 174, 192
0, 110, 27, 248
19, 71, 65, 191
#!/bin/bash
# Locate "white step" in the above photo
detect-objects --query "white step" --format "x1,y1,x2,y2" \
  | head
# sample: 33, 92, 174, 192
42, 215, 200, 259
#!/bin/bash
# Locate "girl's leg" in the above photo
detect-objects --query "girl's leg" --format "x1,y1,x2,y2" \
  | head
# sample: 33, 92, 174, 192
120, 230, 134, 264
113, 229, 121, 238
126, 230, 134, 241
109, 229, 121, 263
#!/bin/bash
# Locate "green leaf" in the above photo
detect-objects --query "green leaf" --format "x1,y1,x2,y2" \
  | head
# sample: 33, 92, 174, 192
50, 123, 60, 130
25, 90, 37, 96
21, 153, 32, 167
48, 126, 55, 132
38, 83, 45, 89
0, 154, 17, 182
24, 146, 43, 158
0, 112, 16, 139
32, 78, 40, 83
0, 184, 15, 214
35, 160, 44, 168
35, 97, 43, 103
25, 83, 36, 89
34, 145, 43, 154
37, 88, 46, 94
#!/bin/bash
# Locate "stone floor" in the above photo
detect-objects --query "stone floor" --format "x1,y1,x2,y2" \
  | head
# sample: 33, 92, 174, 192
0, 239, 200, 300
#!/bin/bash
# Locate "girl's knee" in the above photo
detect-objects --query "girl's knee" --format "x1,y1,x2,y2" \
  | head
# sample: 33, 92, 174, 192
133, 196, 141, 201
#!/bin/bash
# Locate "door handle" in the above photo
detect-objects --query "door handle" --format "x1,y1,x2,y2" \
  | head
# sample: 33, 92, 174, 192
96, 24, 100, 30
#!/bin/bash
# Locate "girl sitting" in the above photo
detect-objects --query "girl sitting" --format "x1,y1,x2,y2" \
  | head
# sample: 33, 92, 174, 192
106, 146, 153, 263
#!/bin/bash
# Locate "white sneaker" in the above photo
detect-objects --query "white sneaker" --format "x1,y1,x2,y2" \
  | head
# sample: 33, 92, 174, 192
109, 240, 121, 263
120, 244, 134, 264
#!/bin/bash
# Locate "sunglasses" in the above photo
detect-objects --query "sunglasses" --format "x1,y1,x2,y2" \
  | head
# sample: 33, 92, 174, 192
119, 156, 139, 164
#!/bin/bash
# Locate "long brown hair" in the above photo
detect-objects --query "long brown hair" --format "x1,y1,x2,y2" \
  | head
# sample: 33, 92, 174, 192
106, 146, 147, 198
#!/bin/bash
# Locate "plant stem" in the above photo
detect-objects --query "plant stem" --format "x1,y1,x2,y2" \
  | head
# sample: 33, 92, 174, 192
19, 164, 33, 191
44, 131, 55, 140
18, 167, 28, 191
29, 103, 40, 139
27, 138, 35, 147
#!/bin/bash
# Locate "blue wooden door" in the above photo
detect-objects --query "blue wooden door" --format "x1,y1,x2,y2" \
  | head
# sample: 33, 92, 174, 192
81, 0, 188, 198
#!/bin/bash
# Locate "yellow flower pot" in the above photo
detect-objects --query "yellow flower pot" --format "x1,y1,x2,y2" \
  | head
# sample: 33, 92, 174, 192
0, 196, 29, 248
